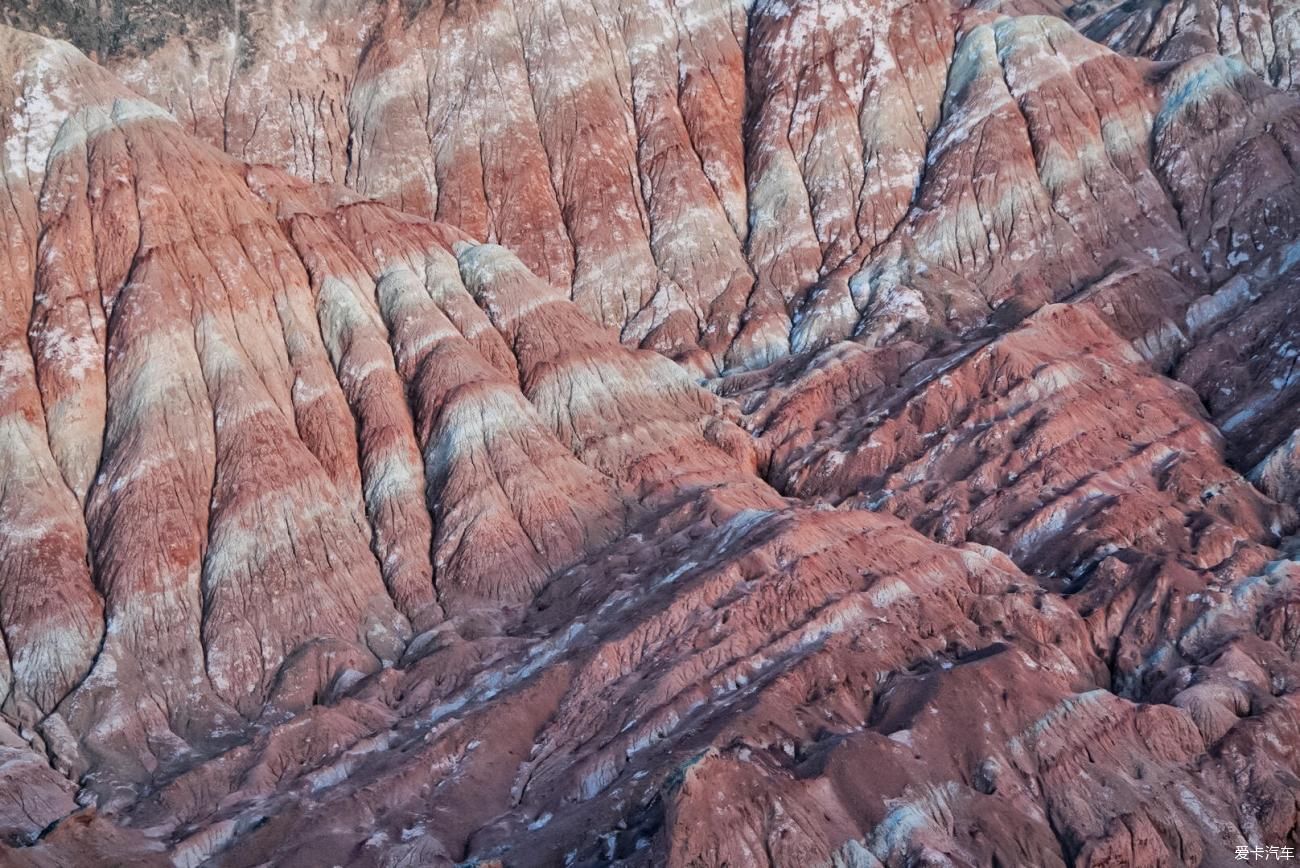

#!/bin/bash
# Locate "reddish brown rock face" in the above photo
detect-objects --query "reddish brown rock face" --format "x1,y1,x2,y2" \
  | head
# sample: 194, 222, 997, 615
2, 1, 1300, 865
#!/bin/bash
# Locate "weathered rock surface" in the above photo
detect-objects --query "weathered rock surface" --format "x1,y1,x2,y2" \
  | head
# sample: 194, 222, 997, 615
22, 0, 1300, 372
1081, 0, 1300, 92
1, 1, 1300, 865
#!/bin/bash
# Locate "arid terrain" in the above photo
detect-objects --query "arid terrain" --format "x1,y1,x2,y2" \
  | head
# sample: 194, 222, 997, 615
0, 0, 1298, 864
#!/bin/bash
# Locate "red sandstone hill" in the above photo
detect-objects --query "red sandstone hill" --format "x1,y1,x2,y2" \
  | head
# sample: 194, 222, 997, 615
0, 0, 1298, 864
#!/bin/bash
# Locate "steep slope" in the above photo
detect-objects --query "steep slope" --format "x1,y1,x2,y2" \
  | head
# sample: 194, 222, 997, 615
13, 0, 1300, 376
1081, 0, 1300, 92
1, 3, 1300, 867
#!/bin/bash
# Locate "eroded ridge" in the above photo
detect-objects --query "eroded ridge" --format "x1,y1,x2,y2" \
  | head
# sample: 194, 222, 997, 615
0, 5, 1298, 867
